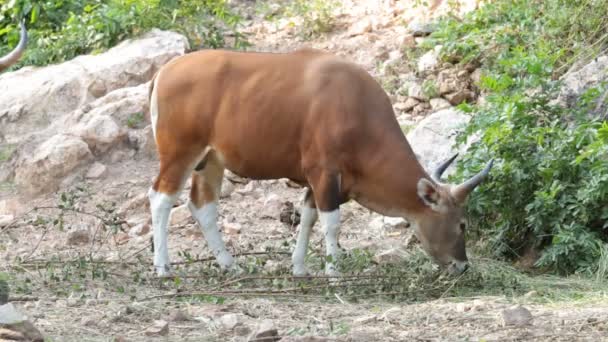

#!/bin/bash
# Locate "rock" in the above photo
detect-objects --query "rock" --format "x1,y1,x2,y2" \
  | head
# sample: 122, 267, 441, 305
0, 215, 13, 227
169, 204, 191, 227
407, 108, 478, 178
444, 90, 475, 105
456, 302, 471, 312
81, 317, 97, 327
347, 18, 373, 36
438, 78, 459, 95
353, 315, 377, 324
264, 260, 282, 273
114, 232, 130, 245
261, 193, 282, 219
400, 34, 416, 48
499, 305, 533, 327
236, 182, 257, 196
235, 325, 252, 336
76, 115, 126, 154
219, 313, 243, 330
470, 68, 483, 85
14, 134, 93, 195
429, 98, 452, 111
66, 229, 91, 246
128, 223, 150, 237
374, 247, 408, 264
408, 84, 428, 101
223, 221, 242, 235
0, 30, 189, 143
384, 217, 409, 230
185, 227, 203, 239
248, 319, 279, 342
118, 193, 149, 216
412, 103, 431, 116
408, 20, 437, 36
86, 162, 108, 179
280, 337, 334, 342
0, 199, 23, 217
128, 124, 157, 158
417, 46, 441, 73
557, 55, 608, 108
0, 303, 45, 342
369, 216, 385, 231
167, 310, 190, 322
221, 180, 236, 198
395, 97, 419, 112
145, 320, 169, 336
279, 201, 300, 227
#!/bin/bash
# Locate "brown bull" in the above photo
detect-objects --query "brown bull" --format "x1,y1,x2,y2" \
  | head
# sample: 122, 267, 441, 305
146, 48, 493, 278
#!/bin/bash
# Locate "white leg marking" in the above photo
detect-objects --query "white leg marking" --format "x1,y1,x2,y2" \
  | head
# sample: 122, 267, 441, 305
292, 206, 318, 276
320, 209, 341, 277
188, 201, 235, 269
148, 188, 177, 277
150, 69, 162, 140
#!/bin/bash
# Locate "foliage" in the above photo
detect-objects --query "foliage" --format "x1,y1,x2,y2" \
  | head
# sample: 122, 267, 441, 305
284, 0, 340, 40
0, 0, 248, 69
421, 0, 608, 275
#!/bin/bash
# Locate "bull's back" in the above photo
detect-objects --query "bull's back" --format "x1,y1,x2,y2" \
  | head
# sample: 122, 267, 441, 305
154, 48, 400, 182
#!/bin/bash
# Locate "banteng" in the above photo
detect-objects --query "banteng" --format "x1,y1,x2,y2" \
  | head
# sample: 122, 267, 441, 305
146, 48, 493, 278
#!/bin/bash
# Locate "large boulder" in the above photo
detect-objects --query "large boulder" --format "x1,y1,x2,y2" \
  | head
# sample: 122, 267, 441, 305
556, 55, 608, 110
0, 29, 188, 144
14, 134, 93, 195
407, 108, 476, 178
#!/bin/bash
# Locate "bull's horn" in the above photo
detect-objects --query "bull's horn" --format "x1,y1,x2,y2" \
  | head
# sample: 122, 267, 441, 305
0, 20, 28, 72
432, 153, 459, 182
452, 159, 494, 202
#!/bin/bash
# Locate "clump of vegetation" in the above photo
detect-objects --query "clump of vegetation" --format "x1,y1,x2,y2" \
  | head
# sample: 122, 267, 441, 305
0, 0, 248, 70
418, 0, 608, 276
284, 0, 340, 40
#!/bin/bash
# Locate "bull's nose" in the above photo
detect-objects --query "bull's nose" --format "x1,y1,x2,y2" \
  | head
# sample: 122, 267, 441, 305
448, 260, 469, 275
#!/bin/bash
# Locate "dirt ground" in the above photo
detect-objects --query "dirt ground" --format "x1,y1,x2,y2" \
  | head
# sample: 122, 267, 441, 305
2, 1, 608, 341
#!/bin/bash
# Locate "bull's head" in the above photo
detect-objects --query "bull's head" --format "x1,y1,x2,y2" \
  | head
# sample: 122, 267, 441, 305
414, 154, 493, 275
0, 20, 27, 73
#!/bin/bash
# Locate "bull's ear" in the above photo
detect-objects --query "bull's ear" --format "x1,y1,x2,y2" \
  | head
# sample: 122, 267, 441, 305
417, 178, 442, 212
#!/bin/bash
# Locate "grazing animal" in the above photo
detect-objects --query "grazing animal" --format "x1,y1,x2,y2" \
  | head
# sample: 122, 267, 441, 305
0, 20, 27, 72
146, 48, 493, 278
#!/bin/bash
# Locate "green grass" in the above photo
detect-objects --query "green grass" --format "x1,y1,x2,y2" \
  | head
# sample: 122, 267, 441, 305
0, 144, 16, 162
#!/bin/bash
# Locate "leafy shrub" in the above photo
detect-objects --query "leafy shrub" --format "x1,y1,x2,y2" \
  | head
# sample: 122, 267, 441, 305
0, 0, 248, 69
284, 0, 340, 39
422, 0, 608, 276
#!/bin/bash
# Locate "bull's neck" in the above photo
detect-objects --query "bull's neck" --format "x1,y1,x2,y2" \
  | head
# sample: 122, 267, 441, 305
357, 136, 431, 219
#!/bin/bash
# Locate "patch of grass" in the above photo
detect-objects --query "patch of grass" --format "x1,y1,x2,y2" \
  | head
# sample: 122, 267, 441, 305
125, 112, 145, 129
284, 0, 340, 40
0, 144, 16, 162
422, 79, 439, 99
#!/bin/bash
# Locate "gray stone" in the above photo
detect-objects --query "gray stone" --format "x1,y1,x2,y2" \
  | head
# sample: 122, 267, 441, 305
500, 305, 533, 327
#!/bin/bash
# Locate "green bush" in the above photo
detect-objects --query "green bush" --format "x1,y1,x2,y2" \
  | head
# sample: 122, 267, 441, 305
0, 0, 248, 69
422, 0, 608, 276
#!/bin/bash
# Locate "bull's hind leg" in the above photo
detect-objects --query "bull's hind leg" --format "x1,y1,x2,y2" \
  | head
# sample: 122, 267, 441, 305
149, 159, 193, 277
188, 150, 237, 271
292, 188, 318, 277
